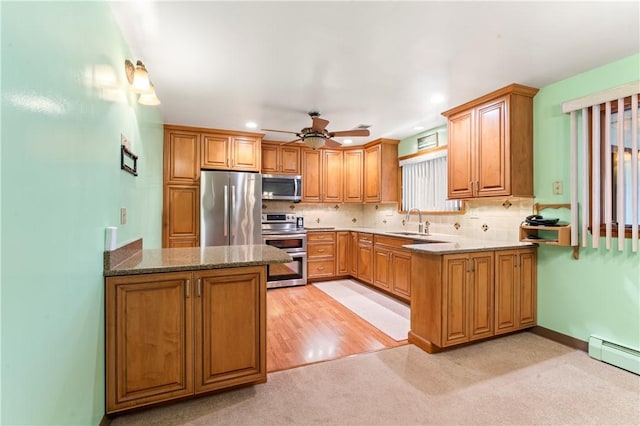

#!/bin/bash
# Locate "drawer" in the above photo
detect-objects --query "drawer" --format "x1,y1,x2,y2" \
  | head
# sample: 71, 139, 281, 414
308, 243, 335, 258
308, 260, 335, 278
374, 235, 412, 249
308, 232, 336, 243
358, 233, 373, 244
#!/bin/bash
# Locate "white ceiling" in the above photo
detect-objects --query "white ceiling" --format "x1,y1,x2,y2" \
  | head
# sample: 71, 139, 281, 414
109, 1, 639, 145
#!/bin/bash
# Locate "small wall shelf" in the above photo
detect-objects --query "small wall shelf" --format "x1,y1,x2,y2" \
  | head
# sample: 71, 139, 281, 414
519, 203, 579, 259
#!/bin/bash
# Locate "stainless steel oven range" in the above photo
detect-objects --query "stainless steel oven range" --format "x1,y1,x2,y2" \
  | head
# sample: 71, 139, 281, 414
261, 213, 307, 288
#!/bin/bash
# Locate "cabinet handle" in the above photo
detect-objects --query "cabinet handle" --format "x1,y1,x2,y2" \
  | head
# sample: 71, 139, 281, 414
515, 255, 519, 268
185, 279, 190, 298
476, 181, 479, 192
472, 258, 476, 272
197, 278, 202, 297
318, 266, 325, 271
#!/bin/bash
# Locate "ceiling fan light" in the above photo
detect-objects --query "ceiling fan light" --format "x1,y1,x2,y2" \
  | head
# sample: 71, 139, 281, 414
132, 61, 151, 93
304, 136, 325, 150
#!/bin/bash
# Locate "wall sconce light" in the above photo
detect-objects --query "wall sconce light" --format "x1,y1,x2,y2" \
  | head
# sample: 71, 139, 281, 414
125, 59, 161, 105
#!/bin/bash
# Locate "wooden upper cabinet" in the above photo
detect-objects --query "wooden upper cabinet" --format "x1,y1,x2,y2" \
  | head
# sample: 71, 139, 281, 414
322, 149, 343, 202
301, 149, 322, 202
202, 133, 260, 171
442, 84, 538, 199
344, 149, 363, 203
364, 139, 399, 203
301, 148, 343, 202
261, 142, 300, 175
201, 133, 231, 169
164, 129, 200, 184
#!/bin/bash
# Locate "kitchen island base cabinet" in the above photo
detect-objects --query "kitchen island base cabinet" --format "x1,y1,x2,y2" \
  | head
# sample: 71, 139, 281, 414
106, 266, 266, 414
409, 248, 536, 353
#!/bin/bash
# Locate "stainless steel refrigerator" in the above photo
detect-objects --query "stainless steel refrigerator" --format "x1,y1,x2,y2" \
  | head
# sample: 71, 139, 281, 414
200, 171, 261, 247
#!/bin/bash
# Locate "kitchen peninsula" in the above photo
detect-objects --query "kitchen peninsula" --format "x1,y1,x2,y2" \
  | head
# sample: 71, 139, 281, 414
103, 240, 290, 414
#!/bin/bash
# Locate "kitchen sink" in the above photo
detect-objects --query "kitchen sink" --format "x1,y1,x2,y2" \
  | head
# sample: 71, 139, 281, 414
388, 232, 445, 242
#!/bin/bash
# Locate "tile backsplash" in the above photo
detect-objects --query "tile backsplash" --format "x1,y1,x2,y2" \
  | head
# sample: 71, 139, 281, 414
262, 198, 534, 242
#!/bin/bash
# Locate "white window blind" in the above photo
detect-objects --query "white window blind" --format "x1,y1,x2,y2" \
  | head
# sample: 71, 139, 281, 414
563, 81, 640, 252
401, 149, 461, 212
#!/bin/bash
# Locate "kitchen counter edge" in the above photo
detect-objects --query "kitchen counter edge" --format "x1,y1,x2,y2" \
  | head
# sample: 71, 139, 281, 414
104, 243, 292, 277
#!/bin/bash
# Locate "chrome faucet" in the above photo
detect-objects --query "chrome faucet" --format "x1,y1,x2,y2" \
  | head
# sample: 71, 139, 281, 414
406, 208, 424, 234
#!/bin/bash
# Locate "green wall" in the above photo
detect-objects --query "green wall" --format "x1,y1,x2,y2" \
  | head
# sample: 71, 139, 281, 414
1, 2, 164, 424
398, 125, 447, 157
533, 53, 640, 350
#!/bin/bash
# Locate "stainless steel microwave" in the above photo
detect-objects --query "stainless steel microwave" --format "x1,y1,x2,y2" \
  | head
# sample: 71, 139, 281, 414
262, 174, 302, 202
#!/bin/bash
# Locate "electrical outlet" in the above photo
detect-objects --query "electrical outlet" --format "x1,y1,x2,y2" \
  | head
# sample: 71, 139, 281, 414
553, 181, 563, 195
120, 207, 127, 225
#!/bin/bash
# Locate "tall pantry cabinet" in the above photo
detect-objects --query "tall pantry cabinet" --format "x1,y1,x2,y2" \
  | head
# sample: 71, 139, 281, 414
163, 125, 263, 248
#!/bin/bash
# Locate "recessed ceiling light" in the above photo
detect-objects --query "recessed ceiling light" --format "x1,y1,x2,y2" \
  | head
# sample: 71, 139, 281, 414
413, 126, 424, 131
430, 94, 445, 104
245, 121, 257, 129
343, 139, 353, 144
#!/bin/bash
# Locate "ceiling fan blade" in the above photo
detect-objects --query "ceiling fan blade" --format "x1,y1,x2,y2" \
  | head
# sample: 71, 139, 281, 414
311, 117, 329, 132
284, 138, 302, 145
261, 128, 299, 135
329, 129, 370, 137
324, 139, 342, 148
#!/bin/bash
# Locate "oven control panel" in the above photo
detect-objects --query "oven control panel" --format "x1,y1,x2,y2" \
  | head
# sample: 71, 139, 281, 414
261, 213, 297, 223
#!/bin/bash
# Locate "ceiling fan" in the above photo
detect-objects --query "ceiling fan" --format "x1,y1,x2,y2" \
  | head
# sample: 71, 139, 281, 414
262, 112, 370, 150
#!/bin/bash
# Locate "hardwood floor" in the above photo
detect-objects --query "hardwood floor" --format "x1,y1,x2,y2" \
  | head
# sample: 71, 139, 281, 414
267, 283, 407, 372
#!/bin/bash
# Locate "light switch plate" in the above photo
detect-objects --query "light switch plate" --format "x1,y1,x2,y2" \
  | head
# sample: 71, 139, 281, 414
120, 207, 127, 225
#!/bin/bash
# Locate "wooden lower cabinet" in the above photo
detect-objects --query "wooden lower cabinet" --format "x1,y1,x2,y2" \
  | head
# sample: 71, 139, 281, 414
409, 248, 535, 353
106, 266, 266, 414
372, 235, 412, 301
357, 233, 374, 284
336, 231, 350, 276
163, 185, 199, 248
494, 248, 537, 334
348, 231, 358, 276
307, 231, 336, 279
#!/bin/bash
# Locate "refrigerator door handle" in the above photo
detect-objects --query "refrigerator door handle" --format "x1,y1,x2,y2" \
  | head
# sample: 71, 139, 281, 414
231, 185, 236, 237
223, 184, 229, 237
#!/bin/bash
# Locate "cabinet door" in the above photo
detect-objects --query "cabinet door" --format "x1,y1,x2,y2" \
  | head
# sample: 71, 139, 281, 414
357, 242, 373, 284
344, 149, 363, 203
476, 97, 509, 197
202, 133, 231, 169
164, 185, 199, 248
260, 144, 279, 173
336, 231, 350, 276
373, 246, 392, 290
280, 146, 301, 174
517, 249, 537, 328
364, 144, 381, 202
442, 254, 469, 346
302, 149, 322, 202
391, 249, 412, 300
494, 250, 517, 335
447, 110, 474, 199
164, 130, 200, 184
348, 232, 358, 276
468, 252, 494, 341
232, 136, 260, 171
323, 149, 344, 202
106, 272, 193, 413
195, 267, 266, 393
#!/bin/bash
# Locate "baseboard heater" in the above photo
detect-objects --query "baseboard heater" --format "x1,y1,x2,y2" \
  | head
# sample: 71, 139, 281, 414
588, 336, 640, 375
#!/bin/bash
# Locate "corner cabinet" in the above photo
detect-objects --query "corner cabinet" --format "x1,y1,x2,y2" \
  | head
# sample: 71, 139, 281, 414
364, 139, 399, 203
442, 84, 538, 199
106, 266, 266, 414
409, 246, 536, 353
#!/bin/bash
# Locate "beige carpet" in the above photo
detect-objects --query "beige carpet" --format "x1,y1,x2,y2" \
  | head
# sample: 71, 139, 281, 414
110, 332, 640, 425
